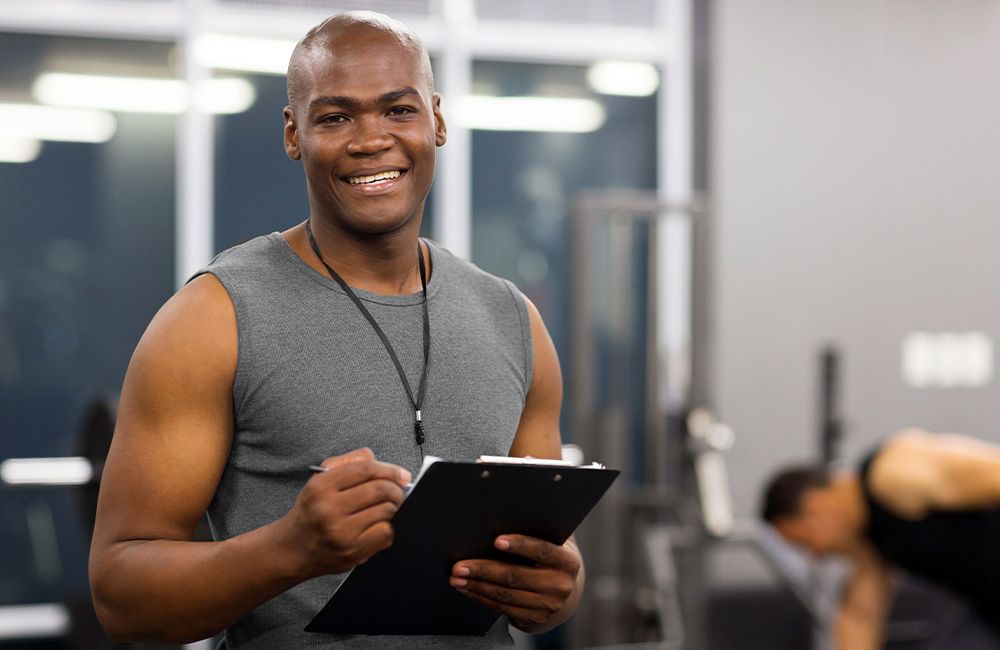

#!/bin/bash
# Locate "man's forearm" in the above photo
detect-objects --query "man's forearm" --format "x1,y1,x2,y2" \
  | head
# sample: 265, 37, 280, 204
834, 545, 890, 650
835, 607, 883, 650
91, 517, 305, 643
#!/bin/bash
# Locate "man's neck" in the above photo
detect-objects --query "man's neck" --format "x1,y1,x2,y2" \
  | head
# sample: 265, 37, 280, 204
286, 217, 428, 296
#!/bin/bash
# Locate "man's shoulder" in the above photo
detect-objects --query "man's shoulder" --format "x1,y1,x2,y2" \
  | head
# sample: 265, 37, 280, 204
868, 430, 935, 477
426, 239, 521, 298
188, 233, 302, 300
865, 431, 938, 519
134, 272, 237, 385
199, 233, 283, 275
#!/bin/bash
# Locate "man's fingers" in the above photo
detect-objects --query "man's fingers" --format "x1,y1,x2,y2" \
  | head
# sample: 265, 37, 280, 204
453, 560, 531, 590
450, 577, 550, 610
318, 458, 411, 489
453, 586, 551, 627
318, 449, 412, 486
320, 447, 374, 470
338, 479, 406, 514
494, 534, 580, 571
452, 560, 573, 598
351, 520, 395, 560
344, 501, 399, 534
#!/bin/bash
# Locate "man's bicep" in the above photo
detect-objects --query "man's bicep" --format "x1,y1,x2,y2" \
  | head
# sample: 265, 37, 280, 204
94, 274, 237, 546
508, 298, 563, 460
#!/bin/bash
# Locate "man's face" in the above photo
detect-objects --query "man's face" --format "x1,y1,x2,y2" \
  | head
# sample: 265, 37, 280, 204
284, 30, 446, 235
773, 489, 855, 557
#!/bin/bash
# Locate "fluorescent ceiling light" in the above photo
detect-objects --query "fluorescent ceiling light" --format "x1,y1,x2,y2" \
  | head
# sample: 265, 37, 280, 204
33, 73, 256, 115
0, 604, 71, 639
195, 78, 258, 114
0, 457, 93, 485
0, 138, 42, 163
587, 61, 660, 97
0, 103, 116, 143
194, 33, 296, 75
453, 96, 606, 133
35, 73, 186, 113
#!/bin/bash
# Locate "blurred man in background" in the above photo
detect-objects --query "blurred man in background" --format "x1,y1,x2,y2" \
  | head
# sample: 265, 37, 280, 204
762, 429, 1000, 649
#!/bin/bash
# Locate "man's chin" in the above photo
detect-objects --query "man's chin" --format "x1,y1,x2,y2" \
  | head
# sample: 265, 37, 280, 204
344, 214, 419, 238
314, 206, 419, 237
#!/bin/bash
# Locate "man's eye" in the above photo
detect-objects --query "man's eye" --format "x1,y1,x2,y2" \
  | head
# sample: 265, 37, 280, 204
320, 114, 347, 124
388, 106, 416, 116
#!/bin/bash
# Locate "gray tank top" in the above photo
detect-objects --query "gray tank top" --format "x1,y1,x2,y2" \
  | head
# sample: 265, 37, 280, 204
195, 233, 532, 648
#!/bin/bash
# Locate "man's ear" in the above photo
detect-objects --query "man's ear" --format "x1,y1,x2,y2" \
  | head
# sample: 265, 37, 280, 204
283, 106, 301, 160
432, 93, 447, 147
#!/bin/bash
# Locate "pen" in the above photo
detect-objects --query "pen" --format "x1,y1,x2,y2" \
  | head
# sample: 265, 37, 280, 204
309, 465, 415, 495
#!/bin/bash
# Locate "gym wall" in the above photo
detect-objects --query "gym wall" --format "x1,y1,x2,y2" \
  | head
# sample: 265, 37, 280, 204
711, 0, 1000, 518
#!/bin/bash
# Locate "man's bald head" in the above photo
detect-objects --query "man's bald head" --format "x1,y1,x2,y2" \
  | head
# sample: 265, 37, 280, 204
286, 11, 435, 114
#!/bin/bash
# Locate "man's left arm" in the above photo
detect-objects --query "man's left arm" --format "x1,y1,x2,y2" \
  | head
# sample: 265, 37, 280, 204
450, 297, 585, 633
870, 429, 1000, 518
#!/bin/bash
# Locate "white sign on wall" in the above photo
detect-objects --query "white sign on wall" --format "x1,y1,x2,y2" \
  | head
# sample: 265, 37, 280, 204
902, 331, 994, 389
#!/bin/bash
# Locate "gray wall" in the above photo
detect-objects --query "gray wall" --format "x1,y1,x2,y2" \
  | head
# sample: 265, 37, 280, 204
711, 0, 1000, 517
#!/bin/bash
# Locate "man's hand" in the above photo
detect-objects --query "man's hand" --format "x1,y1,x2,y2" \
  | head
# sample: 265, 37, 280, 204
281, 448, 411, 579
450, 535, 583, 631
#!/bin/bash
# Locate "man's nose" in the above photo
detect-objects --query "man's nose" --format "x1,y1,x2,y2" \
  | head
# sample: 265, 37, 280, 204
346, 118, 393, 155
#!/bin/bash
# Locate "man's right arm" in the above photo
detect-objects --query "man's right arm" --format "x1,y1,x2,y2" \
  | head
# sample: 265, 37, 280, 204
89, 274, 410, 644
835, 544, 892, 650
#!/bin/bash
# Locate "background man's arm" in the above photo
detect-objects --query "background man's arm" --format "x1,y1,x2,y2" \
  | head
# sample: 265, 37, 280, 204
870, 429, 1000, 518
451, 297, 585, 634
835, 545, 893, 650
90, 275, 408, 643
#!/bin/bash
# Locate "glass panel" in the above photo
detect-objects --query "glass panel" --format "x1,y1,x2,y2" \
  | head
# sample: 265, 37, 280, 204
468, 60, 658, 438
219, 0, 433, 15
214, 73, 308, 250
0, 33, 176, 607
476, 0, 657, 27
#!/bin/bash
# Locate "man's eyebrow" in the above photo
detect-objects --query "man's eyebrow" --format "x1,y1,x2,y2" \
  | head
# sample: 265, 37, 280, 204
308, 95, 358, 111
378, 87, 422, 103
308, 87, 422, 112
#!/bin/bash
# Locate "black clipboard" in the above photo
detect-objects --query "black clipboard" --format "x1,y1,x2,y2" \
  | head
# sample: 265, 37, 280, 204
305, 459, 619, 636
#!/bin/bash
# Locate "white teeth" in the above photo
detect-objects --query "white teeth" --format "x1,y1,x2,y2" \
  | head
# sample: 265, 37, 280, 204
348, 170, 402, 185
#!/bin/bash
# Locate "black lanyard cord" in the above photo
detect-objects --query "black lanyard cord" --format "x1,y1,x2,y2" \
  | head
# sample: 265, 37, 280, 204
305, 220, 431, 451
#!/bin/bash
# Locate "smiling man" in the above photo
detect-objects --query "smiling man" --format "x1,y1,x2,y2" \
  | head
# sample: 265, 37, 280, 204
89, 12, 583, 649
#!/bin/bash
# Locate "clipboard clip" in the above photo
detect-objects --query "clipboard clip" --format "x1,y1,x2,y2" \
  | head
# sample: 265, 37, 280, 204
476, 455, 606, 470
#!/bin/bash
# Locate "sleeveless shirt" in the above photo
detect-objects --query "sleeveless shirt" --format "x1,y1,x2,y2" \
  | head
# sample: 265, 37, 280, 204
860, 450, 1000, 626
194, 233, 532, 648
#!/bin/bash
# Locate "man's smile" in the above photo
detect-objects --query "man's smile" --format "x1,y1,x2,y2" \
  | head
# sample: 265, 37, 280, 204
347, 169, 401, 184
340, 168, 408, 194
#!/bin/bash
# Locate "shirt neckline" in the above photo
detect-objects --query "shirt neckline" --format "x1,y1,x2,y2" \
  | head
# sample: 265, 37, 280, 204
268, 231, 442, 306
